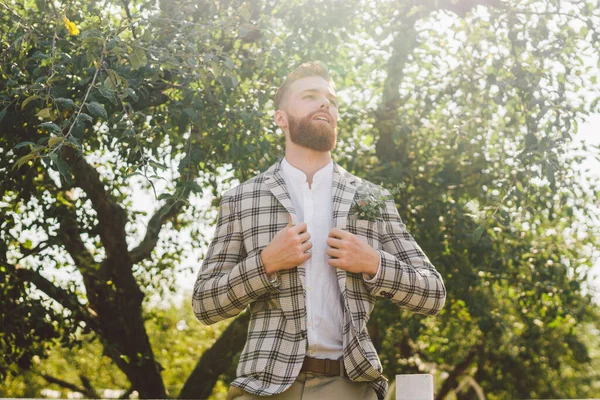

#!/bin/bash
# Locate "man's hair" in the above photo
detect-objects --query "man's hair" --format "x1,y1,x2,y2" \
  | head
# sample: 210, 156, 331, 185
275, 61, 334, 110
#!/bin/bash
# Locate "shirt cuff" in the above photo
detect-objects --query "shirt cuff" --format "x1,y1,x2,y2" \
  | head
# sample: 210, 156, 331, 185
363, 251, 382, 283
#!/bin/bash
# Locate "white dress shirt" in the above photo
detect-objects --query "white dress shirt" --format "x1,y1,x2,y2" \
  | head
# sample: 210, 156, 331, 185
280, 158, 344, 359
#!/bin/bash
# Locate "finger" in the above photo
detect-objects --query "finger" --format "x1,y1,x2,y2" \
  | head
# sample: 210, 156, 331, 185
326, 237, 344, 248
298, 231, 311, 243
326, 247, 342, 258
291, 222, 308, 234
328, 257, 343, 268
287, 214, 293, 228
301, 241, 313, 252
328, 227, 348, 239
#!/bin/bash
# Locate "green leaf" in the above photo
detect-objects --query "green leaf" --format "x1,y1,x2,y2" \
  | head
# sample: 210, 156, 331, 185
185, 181, 203, 193
78, 113, 93, 123
98, 84, 117, 104
0, 108, 6, 123
38, 122, 61, 134
15, 153, 36, 169
125, 171, 144, 179
36, 108, 53, 120
149, 160, 168, 170
14, 141, 35, 150
68, 136, 82, 150
472, 226, 484, 243
183, 108, 197, 119
71, 119, 86, 138
122, 88, 139, 102
49, 153, 72, 183
130, 48, 147, 69
217, 76, 238, 90
55, 98, 76, 109
21, 95, 42, 111
87, 102, 108, 119
48, 136, 64, 147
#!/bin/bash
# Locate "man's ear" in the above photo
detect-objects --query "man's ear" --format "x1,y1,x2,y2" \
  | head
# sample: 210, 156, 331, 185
274, 109, 288, 130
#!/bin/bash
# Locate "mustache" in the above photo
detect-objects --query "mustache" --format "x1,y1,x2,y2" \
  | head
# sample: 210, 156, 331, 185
304, 110, 332, 123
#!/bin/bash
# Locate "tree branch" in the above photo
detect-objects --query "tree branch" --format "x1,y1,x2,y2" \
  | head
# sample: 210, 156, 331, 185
129, 200, 184, 264
40, 373, 99, 398
61, 147, 130, 260
79, 374, 100, 398
435, 346, 481, 400
178, 312, 250, 399
374, 0, 506, 163
120, 0, 137, 39
7, 262, 100, 331
129, 130, 198, 264
119, 386, 135, 399
374, 10, 421, 163
57, 201, 102, 277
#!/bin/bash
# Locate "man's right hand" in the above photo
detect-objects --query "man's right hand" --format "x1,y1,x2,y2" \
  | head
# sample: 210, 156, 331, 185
261, 215, 312, 274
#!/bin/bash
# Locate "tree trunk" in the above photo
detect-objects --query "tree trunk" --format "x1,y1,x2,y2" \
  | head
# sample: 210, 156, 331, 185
435, 347, 479, 400
374, 0, 505, 164
178, 312, 250, 399
60, 150, 168, 399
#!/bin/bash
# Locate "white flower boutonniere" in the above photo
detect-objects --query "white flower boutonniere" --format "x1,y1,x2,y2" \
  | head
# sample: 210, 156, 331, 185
350, 182, 399, 222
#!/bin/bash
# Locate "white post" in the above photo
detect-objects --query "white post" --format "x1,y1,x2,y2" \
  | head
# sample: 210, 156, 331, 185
395, 374, 434, 400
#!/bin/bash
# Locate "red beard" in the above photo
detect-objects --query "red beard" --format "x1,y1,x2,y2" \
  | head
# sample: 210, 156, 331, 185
288, 111, 337, 152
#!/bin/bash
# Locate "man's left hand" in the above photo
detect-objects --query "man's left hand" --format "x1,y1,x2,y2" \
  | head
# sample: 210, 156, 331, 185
326, 228, 379, 276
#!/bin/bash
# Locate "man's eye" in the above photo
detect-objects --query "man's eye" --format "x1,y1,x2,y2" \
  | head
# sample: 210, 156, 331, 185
304, 94, 315, 99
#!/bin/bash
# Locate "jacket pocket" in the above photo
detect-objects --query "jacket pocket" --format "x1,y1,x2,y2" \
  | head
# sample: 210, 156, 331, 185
346, 220, 381, 249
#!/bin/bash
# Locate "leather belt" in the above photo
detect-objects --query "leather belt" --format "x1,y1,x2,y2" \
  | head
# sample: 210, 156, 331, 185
300, 357, 346, 377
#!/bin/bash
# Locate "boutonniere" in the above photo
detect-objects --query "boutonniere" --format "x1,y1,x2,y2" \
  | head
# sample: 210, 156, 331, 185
350, 182, 399, 222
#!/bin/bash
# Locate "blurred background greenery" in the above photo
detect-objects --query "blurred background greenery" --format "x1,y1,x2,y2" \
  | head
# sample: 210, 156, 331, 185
1, 0, 599, 398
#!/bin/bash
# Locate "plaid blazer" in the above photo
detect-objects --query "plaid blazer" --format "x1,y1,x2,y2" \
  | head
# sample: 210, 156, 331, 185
192, 159, 446, 399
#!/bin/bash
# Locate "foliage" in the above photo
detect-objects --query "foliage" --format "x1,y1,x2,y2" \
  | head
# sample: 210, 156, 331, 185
0, 296, 232, 399
1, 0, 599, 398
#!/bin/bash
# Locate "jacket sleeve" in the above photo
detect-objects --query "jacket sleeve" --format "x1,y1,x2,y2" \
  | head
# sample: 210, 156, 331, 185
192, 193, 277, 325
363, 197, 446, 315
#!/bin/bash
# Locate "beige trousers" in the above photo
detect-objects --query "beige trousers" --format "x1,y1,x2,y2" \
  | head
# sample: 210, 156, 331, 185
226, 372, 378, 400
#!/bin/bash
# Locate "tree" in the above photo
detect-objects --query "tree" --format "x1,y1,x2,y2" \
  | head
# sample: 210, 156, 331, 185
0, 295, 233, 399
1, 0, 599, 398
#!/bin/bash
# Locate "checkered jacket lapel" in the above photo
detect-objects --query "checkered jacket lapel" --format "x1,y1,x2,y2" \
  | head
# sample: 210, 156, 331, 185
331, 164, 361, 327
331, 163, 358, 231
264, 160, 297, 222
264, 159, 307, 319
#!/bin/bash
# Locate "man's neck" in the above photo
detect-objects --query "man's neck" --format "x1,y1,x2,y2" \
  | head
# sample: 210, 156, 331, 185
284, 144, 332, 187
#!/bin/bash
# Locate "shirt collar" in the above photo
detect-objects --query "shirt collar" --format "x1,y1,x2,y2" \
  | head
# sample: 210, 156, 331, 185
281, 157, 333, 188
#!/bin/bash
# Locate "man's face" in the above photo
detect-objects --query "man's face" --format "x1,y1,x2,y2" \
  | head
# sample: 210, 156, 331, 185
280, 76, 339, 152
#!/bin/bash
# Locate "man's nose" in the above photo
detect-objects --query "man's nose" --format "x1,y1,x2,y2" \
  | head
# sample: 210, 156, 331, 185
320, 98, 330, 109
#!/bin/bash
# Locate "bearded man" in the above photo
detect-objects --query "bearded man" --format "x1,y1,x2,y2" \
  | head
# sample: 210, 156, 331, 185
192, 61, 446, 400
